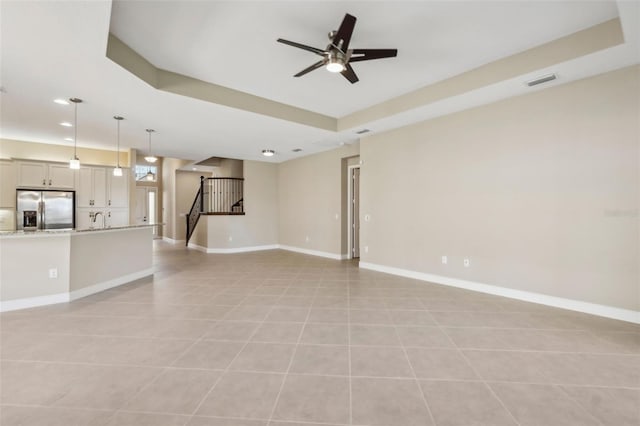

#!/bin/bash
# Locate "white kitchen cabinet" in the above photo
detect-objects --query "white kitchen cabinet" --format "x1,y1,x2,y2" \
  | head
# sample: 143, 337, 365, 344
108, 168, 129, 208
107, 209, 129, 227
0, 161, 17, 208
77, 167, 107, 208
17, 161, 75, 189
76, 208, 128, 230
76, 208, 97, 230
47, 164, 75, 189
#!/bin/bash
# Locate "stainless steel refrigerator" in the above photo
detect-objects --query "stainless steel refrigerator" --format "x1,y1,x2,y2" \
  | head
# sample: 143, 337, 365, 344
16, 190, 75, 230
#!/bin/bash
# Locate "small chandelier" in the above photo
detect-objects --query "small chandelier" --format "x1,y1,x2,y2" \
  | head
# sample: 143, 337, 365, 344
144, 129, 157, 163
113, 116, 124, 176
68, 98, 83, 169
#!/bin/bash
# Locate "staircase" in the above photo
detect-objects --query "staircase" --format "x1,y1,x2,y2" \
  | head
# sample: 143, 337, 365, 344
186, 176, 245, 245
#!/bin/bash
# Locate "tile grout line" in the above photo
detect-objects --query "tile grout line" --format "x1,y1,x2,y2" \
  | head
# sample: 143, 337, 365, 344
555, 384, 607, 426
266, 274, 320, 426
188, 276, 302, 419
100, 274, 253, 426
347, 275, 353, 426
438, 322, 523, 426
392, 323, 438, 426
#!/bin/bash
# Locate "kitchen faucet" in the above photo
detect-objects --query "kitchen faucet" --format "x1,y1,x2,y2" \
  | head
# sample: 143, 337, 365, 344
92, 211, 105, 229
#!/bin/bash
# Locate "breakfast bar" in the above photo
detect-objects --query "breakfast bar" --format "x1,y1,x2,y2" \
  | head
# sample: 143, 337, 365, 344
0, 225, 155, 312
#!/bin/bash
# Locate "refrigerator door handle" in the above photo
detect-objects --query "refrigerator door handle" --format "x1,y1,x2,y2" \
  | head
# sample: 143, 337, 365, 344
38, 200, 45, 229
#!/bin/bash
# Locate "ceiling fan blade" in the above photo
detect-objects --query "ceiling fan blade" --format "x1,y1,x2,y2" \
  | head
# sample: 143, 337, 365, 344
341, 63, 359, 84
294, 59, 327, 77
348, 48, 398, 63
332, 13, 357, 52
277, 38, 326, 56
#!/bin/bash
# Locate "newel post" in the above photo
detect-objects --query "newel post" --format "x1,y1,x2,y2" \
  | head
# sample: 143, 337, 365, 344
199, 176, 205, 213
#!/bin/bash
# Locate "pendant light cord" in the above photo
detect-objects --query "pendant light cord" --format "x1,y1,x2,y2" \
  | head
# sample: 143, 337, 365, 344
116, 119, 120, 167
73, 101, 78, 158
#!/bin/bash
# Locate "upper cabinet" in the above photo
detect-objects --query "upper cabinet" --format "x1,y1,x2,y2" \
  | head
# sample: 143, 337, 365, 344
108, 168, 129, 208
0, 161, 17, 208
77, 167, 107, 208
17, 161, 75, 189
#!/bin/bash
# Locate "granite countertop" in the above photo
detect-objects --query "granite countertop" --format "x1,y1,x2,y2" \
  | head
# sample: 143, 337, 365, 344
0, 223, 163, 238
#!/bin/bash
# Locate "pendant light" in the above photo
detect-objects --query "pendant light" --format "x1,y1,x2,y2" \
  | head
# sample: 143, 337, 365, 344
145, 168, 155, 181
144, 129, 157, 163
68, 98, 82, 169
113, 116, 124, 177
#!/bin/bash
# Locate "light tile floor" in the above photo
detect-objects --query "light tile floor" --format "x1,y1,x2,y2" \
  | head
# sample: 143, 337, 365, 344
1, 242, 639, 426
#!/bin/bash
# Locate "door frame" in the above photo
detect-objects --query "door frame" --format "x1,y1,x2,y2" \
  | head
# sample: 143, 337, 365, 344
347, 165, 360, 259
135, 186, 158, 236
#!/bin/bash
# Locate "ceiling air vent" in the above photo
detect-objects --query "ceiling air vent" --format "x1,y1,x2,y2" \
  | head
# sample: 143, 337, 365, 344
356, 129, 370, 134
292, 148, 303, 152
526, 73, 557, 87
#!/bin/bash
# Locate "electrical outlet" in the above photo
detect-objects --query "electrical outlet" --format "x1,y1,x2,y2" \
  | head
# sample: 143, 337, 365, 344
228, 236, 233, 242
305, 236, 309, 242
364, 246, 369, 253
48, 268, 58, 279
441, 256, 447, 265
464, 258, 470, 267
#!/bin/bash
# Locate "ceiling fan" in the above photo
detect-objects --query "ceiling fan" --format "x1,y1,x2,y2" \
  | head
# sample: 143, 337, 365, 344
277, 13, 398, 84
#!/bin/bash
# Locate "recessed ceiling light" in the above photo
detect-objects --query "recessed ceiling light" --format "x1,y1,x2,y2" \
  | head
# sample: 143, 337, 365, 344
59, 122, 72, 127
262, 149, 275, 157
192, 167, 197, 171
54, 99, 69, 105
64, 137, 73, 141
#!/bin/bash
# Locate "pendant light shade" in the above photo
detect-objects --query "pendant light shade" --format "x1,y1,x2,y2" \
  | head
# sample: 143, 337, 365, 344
69, 98, 82, 169
113, 116, 124, 177
144, 129, 157, 163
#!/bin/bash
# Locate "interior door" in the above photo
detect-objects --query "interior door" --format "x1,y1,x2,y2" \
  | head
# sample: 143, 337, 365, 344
351, 167, 360, 258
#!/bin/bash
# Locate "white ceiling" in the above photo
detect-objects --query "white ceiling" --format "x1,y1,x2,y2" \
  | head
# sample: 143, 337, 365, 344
1, 0, 637, 164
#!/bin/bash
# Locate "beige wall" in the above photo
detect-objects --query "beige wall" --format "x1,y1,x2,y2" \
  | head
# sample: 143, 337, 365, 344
70, 228, 152, 292
198, 160, 278, 249
0, 138, 129, 166
219, 158, 244, 178
0, 234, 71, 300
359, 65, 639, 311
161, 157, 192, 240
278, 144, 359, 256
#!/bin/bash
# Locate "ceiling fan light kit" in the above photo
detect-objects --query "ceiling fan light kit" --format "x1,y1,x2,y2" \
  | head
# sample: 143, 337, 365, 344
277, 13, 397, 84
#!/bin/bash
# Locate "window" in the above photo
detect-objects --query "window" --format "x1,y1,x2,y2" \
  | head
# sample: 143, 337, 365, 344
135, 165, 157, 182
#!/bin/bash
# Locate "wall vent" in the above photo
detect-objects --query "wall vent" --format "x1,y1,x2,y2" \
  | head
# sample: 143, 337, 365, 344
526, 73, 557, 87
356, 129, 370, 134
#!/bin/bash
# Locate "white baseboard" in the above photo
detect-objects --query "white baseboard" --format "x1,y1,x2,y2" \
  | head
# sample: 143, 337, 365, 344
187, 242, 207, 252
188, 243, 279, 254
278, 245, 344, 260
69, 268, 154, 301
0, 268, 154, 312
0, 293, 69, 312
186, 242, 347, 260
359, 262, 640, 324
162, 236, 184, 244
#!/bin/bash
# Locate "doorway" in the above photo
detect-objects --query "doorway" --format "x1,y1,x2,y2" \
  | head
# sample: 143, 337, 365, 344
135, 187, 158, 236
348, 166, 360, 259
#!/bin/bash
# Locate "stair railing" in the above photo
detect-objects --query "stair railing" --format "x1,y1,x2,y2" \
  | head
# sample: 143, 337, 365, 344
186, 176, 245, 245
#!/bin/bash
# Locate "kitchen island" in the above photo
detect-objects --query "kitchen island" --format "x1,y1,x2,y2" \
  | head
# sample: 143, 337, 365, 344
0, 225, 156, 312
